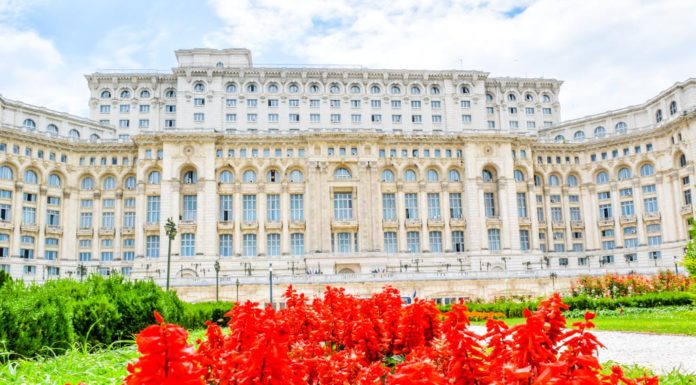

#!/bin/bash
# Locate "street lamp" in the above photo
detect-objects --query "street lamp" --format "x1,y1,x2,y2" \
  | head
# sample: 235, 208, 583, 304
235, 277, 240, 303
674, 255, 679, 275
164, 217, 177, 291
214, 260, 220, 302
550, 272, 558, 291
269, 263, 273, 308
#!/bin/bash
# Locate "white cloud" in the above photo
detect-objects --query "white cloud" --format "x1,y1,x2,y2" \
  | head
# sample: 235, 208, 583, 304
207, 0, 696, 119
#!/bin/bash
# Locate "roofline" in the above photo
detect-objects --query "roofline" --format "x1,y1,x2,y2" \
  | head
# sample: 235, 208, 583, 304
0, 94, 115, 132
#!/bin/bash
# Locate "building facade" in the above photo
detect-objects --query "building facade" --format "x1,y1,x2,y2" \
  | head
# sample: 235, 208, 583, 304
0, 49, 694, 302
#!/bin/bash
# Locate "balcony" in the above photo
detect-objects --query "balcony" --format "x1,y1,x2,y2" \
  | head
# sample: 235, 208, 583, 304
217, 221, 235, 232
598, 218, 614, 227
77, 227, 93, 237
265, 220, 282, 230
121, 226, 135, 235
0, 220, 13, 230
20, 223, 39, 232
518, 217, 531, 226
331, 218, 358, 230
45, 225, 63, 235
449, 217, 467, 228
485, 216, 502, 227
99, 227, 115, 236
552, 221, 565, 229
382, 219, 398, 229
179, 220, 197, 232
404, 218, 421, 228
241, 220, 259, 230
570, 220, 584, 229
538, 220, 547, 227
289, 219, 306, 230
620, 215, 637, 224
427, 218, 445, 228
681, 204, 693, 215
144, 222, 160, 232
643, 212, 661, 222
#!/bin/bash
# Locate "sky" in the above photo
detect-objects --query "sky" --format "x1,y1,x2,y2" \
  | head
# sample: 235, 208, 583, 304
1, 0, 695, 120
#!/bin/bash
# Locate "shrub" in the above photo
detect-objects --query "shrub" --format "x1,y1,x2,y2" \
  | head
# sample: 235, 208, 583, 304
180, 301, 235, 329
571, 271, 692, 298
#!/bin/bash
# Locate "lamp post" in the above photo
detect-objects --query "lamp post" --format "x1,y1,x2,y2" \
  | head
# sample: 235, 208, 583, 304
164, 217, 177, 291
269, 263, 273, 308
235, 277, 240, 303
674, 256, 679, 275
550, 272, 558, 291
214, 260, 220, 302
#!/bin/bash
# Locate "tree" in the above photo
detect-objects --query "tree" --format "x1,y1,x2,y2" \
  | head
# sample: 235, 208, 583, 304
683, 218, 696, 276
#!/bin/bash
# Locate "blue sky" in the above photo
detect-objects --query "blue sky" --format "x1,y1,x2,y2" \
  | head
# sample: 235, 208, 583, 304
1, 0, 695, 120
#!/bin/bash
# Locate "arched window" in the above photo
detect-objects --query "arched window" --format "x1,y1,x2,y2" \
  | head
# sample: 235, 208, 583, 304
567, 174, 578, 187
430, 86, 440, 95
266, 169, 281, 183
148, 171, 161, 185
460, 86, 470, 94
100, 90, 111, 99
618, 167, 631, 181
679, 154, 687, 168
329, 83, 340, 94
120, 89, 131, 98
525, 93, 534, 102
596, 171, 609, 184
390, 85, 401, 95
655, 109, 663, 123
350, 85, 361, 94
448, 169, 461, 182
226, 83, 237, 93
381, 169, 395, 182
615, 121, 627, 134
640, 163, 655, 177
482, 169, 494, 182
48, 173, 61, 187
23, 119, 36, 130
24, 170, 38, 184
370, 85, 381, 94
193, 82, 205, 92
140, 89, 151, 98
243, 170, 257, 183
219, 170, 233, 184
289, 170, 304, 183
90, 134, 100, 142
334, 168, 352, 180
46, 124, 59, 136
183, 170, 198, 184
508, 93, 517, 102
514, 170, 525, 182
542, 94, 551, 103
102, 176, 116, 190
288, 83, 299, 93
165, 89, 176, 98
554, 135, 565, 143
410, 86, 421, 95
486, 93, 494, 102
0, 166, 12, 180
404, 169, 417, 182
124, 176, 136, 190
309, 84, 320, 93
267, 83, 279, 93
246, 83, 258, 93
549, 175, 560, 186
594, 126, 606, 138
534, 174, 543, 187
670, 101, 678, 115
573, 130, 585, 141
81, 176, 94, 190
426, 169, 439, 182
68, 129, 80, 139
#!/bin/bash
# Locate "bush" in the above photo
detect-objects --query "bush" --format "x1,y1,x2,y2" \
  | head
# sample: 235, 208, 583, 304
0, 275, 186, 358
180, 301, 235, 329
571, 271, 692, 298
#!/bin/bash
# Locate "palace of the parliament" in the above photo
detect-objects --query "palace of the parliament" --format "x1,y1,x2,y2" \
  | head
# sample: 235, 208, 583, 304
0, 49, 694, 302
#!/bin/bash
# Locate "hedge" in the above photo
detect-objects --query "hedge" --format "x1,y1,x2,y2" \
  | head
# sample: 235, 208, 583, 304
181, 301, 235, 329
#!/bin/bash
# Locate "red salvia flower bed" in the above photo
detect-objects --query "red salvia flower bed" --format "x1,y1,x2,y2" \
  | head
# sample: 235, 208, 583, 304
118, 286, 657, 385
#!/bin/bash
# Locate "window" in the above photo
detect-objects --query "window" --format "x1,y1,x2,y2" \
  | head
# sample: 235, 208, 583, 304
384, 232, 397, 253
290, 194, 304, 221
655, 109, 663, 123
450, 193, 463, 219
243, 195, 257, 222
182, 195, 197, 221
218, 195, 233, 222
291, 233, 305, 256
427, 193, 441, 219
181, 233, 195, 257
488, 229, 501, 251
599, 204, 612, 220
615, 121, 627, 133
448, 169, 461, 182
482, 169, 494, 182
218, 170, 233, 184
642, 184, 656, 194
640, 163, 655, 176
429, 231, 442, 252
147, 170, 161, 185
596, 171, 609, 184
334, 192, 353, 220
102, 176, 115, 190
266, 194, 280, 222
644, 197, 658, 213
520, 230, 530, 251
405, 193, 418, 219
517, 193, 527, 218
24, 170, 38, 184
670, 101, 678, 115
406, 231, 420, 253
267, 234, 280, 256
101, 212, 114, 229
381, 169, 395, 182
100, 90, 112, 99
618, 167, 631, 180
147, 196, 160, 224
120, 104, 131, 113
620, 201, 634, 216
0, 166, 13, 180
242, 170, 256, 183
383, 193, 396, 220
334, 168, 351, 180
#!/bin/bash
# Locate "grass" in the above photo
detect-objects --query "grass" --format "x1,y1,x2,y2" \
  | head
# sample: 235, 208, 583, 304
474, 306, 696, 336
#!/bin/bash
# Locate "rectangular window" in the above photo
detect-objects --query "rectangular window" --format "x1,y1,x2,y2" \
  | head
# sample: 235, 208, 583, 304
484, 192, 496, 218
225, 113, 237, 122
516, 192, 527, 218
620, 201, 634, 216
648, 235, 662, 246
384, 232, 397, 253
520, 230, 530, 251
452, 231, 465, 252
432, 115, 442, 123
405, 193, 419, 219
139, 104, 150, 113
226, 98, 237, 107
290, 194, 304, 221
333, 192, 353, 220
247, 113, 257, 122
427, 193, 441, 219
488, 229, 501, 251
382, 193, 396, 220
310, 114, 320, 123
46, 210, 60, 226
147, 196, 160, 224
525, 107, 535, 115
599, 204, 612, 219
101, 212, 114, 229
371, 114, 382, 122
551, 207, 562, 221
181, 234, 195, 257
267, 233, 280, 256
392, 114, 402, 123
429, 231, 443, 252
243, 234, 257, 256
407, 231, 420, 253
643, 197, 658, 213
371, 100, 381, 108
243, 195, 257, 222
266, 194, 280, 222
351, 114, 361, 123
219, 234, 233, 257
120, 104, 130, 113
219, 195, 233, 222
570, 207, 581, 221
642, 184, 656, 194
182, 195, 197, 221
449, 193, 462, 218
291, 233, 305, 255
120, 211, 134, 228
289, 114, 300, 122
289, 99, 300, 107
146, 235, 160, 258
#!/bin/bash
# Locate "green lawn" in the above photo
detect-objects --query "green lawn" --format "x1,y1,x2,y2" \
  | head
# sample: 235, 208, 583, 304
474, 307, 696, 336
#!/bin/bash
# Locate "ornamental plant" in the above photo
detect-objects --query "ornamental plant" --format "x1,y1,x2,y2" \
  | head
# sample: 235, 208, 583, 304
571, 272, 691, 298
118, 286, 657, 385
